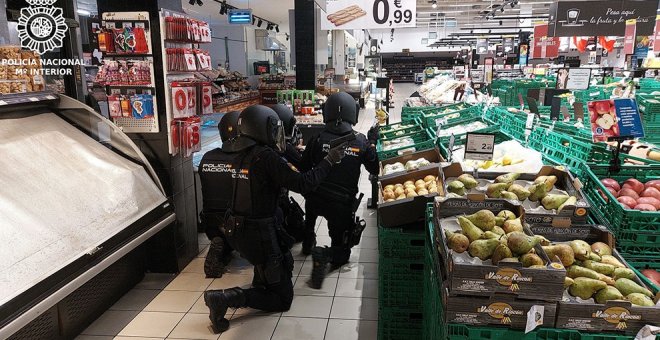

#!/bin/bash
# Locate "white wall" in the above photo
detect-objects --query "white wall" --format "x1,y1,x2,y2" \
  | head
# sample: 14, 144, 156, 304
210, 24, 249, 75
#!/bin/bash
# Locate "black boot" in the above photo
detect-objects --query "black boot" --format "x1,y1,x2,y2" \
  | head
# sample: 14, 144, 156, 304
301, 232, 316, 256
204, 237, 226, 278
308, 246, 331, 289
204, 287, 245, 333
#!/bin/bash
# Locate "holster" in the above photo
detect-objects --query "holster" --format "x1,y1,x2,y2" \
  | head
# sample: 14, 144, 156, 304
342, 193, 366, 248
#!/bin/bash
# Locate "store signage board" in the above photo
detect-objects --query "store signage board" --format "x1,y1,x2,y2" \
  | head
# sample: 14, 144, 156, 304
476, 38, 488, 55
464, 133, 495, 161
228, 9, 252, 24
321, 0, 416, 30
556, 68, 591, 90
518, 44, 529, 66
623, 19, 636, 55
532, 24, 559, 59
548, 0, 659, 37
654, 15, 660, 53
503, 37, 514, 54
588, 99, 644, 142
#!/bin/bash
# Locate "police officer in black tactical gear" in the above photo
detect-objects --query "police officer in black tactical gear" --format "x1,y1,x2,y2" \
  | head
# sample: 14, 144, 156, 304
198, 111, 240, 278
300, 92, 380, 289
204, 105, 348, 333
271, 103, 303, 168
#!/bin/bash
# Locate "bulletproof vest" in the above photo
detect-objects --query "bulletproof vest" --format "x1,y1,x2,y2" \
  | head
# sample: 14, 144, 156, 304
199, 148, 239, 214
229, 145, 280, 218
312, 129, 368, 194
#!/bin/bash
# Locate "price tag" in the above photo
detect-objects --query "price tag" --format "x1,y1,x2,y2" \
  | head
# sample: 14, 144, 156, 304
525, 113, 535, 130
447, 134, 456, 161
464, 133, 495, 161
518, 93, 525, 110
321, 0, 416, 30
0, 100, 7, 105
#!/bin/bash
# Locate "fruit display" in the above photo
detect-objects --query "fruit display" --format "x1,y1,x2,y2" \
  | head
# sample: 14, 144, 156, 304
435, 121, 489, 138
381, 136, 414, 151
381, 157, 431, 176
599, 177, 660, 211
381, 175, 439, 202
453, 140, 544, 173
379, 123, 415, 134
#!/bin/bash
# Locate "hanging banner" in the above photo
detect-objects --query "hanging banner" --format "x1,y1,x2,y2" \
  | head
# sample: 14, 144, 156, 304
495, 45, 504, 57
532, 24, 560, 58
548, 0, 659, 37
624, 19, 637, 54
321, 0, 416, 30
476, 37, 489, 54
503, 37, 515, 54
654, 15, 660, 53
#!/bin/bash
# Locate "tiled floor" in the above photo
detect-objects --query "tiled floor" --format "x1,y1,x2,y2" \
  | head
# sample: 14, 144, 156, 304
76, 83, 417, 340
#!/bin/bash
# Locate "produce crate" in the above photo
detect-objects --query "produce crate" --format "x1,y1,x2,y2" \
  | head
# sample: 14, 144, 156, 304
580, 164, 660, 243
380, 125, 423, 140
378, 256, 424, 308
379, 147, 444, 179
379, 122, 421, 136
376, 129, 434, 160
419, 105, 480, 130
445, 324, 660, 340
423, 205, 443, 340
378, 226, 426, 259
377, 308, 423, 340
437, 130, 511, 160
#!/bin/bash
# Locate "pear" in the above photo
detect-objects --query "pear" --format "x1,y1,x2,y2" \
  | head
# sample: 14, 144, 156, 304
558, 196, 577, 213
486, 183, 510, 198
598, 274, 616, 286
502, 218, 523, 234
567, 265, 601, 280
594, 286, 624, 304
541, 194, 571, 210
466, 210, 496, 231
583, 260, 615, 276
448, 180, 466, 195
601, 255, 626, 268
542, 244, 575, 267
533, 235, 551, 246
613, 268, 636, 280
535, 175, 558, 191
457, 174, 479, 189
501, 191, 519, 200
492, 226, 506, 235
520, 253, 544, 267
468, 238, 501, 261
507, 232, 540, 256
591, 242, 612, 256
458, 216, 484, 242
615, 278, 653, 297
627, 293, 655, 307
495, 173, 520, 184
494, 217, 506, 227
497, 210, 517, 221
499, 257, 520, 263
508, 184, 531, 201
491, 243, 513, 265
481, 231, 502, 240
445, 230, 469, 253
528, 182, 549, 202
569, 277, 608, 300
564, 277, 575, 288
569, 240, 593, 261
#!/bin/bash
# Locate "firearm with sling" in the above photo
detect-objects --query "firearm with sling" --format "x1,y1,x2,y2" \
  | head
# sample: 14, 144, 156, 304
328, 131, 357, 148
343, 193, 366, 247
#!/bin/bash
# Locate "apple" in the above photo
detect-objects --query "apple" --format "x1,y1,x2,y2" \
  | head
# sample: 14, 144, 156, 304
594, 101, 610, 115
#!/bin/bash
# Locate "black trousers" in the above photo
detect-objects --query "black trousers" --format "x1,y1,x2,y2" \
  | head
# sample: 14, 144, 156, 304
200, 211, 232, 257
305, 196, 353, 265
243, 258, 293, 312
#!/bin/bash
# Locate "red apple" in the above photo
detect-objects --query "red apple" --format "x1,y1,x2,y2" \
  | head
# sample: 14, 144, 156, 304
617, 196, 638, 207
634, 203, 657, 211
642, 269, 660, 286
594, 101, 610, 115
600, 178, 621, 191
623, 178, 645, 194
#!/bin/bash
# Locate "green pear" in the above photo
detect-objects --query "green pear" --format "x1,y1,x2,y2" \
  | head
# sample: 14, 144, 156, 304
497, 210, 517, 221
569, 240, 593, 261
627, 293, 655, 307
492, 226, 506, 235
567, 265, 601, 280
542, 244, 575, 267
481, 231, 502, 240
558, 196, 577, 213
495, 173, 520, 184
507, 232, 540, 256
458, 216, 484, 242
500, 191, 519, 200
569, 277, 608, 300
520, 253, 544, 267
448, 180, 466, 195
534, 175, 558, 191
508, 184, 531, 201
445, 230, 469, 253
491, 243, 513, 265
466, 210, 496, 231
533, 235, 551, 246
613, 268, 636, 280
564, 277, 574, 288
594, 286, 624, 304
601, 255, 626, 268
457, 174, 479, 189
468, 238, 501, 261
528, 182, 549, 202
615, 278, 653, 297
494, 216, 506, 227
502, 218, 523, 234
486, 183, 510, 198
541, 194, 571, 210
583, 260, 616, 276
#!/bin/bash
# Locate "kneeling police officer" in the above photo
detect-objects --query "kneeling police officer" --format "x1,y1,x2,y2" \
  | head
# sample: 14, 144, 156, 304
204, 105, 348, 333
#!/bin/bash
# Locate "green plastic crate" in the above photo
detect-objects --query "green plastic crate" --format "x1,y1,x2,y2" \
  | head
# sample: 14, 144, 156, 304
377, 129, 434, 160
381, 125, 423, 140
378, 257, 424, 308
380, 122, 421, 135
438, 129, 512, 160
378, 308, 423, 340
378, 226, 425, 259
445, 324, 659, 340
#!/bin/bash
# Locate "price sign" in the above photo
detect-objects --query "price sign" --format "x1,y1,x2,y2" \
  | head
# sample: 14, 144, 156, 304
321, 0, 416, 30
447, 134, 456, 161
464, 133, 495, 161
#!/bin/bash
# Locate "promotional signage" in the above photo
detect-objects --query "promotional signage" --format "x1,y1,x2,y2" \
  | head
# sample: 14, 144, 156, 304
476, 37, 489, 54
503, 37, 514, 54
623, 19, 636, 54
532, 24, 559, 59
518, 43, 529, 66
495, 45, 504, 57
484, 58, 494, 84
556, 68, 591, 90
321, 0, 416, 30
655, 15, 660, 53
464, 133, 495, 161
588, 99, 645, 142
548, 0, 659, 37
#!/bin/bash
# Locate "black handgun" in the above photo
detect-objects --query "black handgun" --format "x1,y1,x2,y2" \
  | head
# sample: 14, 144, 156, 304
328, 132, 357, 148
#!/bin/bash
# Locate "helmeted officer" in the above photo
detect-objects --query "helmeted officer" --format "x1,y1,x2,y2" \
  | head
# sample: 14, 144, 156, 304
271, 103, 303, 168
198, 111, 240, 278
300, 92, 379, 289
204, 105, 347, 333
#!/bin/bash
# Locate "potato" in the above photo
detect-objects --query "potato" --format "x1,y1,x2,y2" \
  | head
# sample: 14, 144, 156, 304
404, 180, 414, 187
394, 183, 404, 189
384, 184, 394, 191
405, 187, 416, 195
415, 179, 426, 187
406, 191, 418, 198
424, 175, 436, 182
428, 186, 438, 194
417, 189, 429, 195
396, 194, 406, 200
385, 198, 395, 202
394, 187, 405, 196
383, 189, 395, 200
415, 183, 426, 191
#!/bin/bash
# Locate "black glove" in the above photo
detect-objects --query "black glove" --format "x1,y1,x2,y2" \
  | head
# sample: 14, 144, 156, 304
324, 142, 348, 165
367, 124, 379, 144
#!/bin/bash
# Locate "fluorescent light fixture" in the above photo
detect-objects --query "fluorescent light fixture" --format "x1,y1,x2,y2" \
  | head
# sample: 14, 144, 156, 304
77, 9, 90, 16
432, 1, 437, 9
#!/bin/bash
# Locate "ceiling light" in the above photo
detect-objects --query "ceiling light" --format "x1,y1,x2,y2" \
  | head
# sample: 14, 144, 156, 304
257, 18, 263, 27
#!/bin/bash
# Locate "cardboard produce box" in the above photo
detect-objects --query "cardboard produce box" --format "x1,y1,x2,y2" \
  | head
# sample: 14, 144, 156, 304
442, 163, 591, 226
379, 147, 445, 179
378, 166, 445, 228
441, 283, 558, 330
434, 195, 567, 301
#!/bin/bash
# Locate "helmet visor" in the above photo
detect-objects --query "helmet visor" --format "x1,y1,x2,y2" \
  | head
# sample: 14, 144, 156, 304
274, 120, 286, 153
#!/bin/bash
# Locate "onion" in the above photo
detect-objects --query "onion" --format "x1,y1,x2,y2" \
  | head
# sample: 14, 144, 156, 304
600, 178, 621, 191
645, 180, 660, 191
637, 197, 660, 210
617, 188, 640, 200
623, 178, 645, 194
634, 203, 657, 211
641, 187, 660, 201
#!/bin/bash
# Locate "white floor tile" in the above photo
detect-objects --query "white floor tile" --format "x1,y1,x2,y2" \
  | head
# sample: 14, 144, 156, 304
338, 263, 378, 280
80, 310, 140, 336
329, 297, 378, 321
207, 274, 253, 290
293, 275, 337, 297
117, 312, 185, 338
292, 260, 304, 276
166, 313, 219, 340
281, 295, 333, 318
315, 235, 332, 246
114, 337, 163, 340
189, 295, 211, 314
199, 233, 211, 246
231, 307, 281, 317
272, 317, 328, 340
324, 319, 377, 340
291, 243, 310, 260
164, 272, 213, 292
74, 336, 113, 340
143, 291, 201, 313
361, 227, 378, 237
181, 258, 205, 274
351, 248, 378, 263
298, 261, 340, 278
335, 278, 378, 299
315, 224, 329, 236
218, 314, 279, 340
134, 273, 176, 290
110, 289, 160, 311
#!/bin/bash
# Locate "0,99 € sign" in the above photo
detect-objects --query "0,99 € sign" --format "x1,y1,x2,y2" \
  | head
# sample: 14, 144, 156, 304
321, 0, 416, 30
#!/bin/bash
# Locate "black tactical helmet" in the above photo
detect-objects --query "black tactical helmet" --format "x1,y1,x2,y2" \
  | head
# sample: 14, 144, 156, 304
271, 104, 296, 137
218, 111, 240, 142
323, 92, 358, 125
237, 105, 285, 151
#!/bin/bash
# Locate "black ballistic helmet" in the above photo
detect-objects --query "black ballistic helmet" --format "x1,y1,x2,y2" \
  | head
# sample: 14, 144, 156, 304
271, 104, 296, 137
237, 105, 285, 151
218, 111, 240, 142
323, 92, 358, 125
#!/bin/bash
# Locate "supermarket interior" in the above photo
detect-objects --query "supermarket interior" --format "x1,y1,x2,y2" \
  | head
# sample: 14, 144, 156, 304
1, 0, 660, 339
